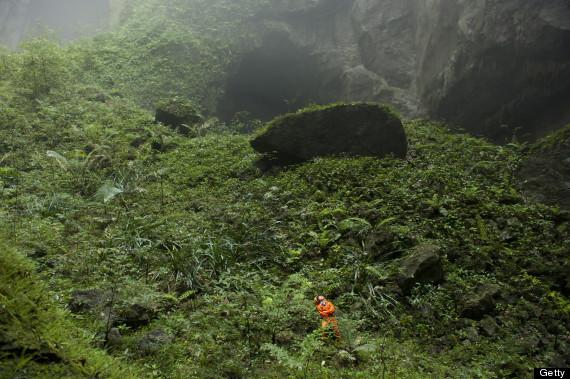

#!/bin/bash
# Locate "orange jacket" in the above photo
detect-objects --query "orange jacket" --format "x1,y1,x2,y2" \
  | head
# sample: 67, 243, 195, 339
316, 300, 336, 319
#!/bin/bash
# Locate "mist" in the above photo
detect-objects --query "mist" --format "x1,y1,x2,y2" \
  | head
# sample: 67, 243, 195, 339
0, 0, 113, 48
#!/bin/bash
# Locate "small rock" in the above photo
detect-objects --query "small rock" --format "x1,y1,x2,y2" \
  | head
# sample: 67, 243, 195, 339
136, 329, 174, 356
478, 316, 499, 337
89, 93, 108, 103
455, 318, 475, 329
130, 137, 146, 148
397, 243, 444, 295
460, 283, 501, 320
116, 304, 155, 329
554, 210, 570, 223
106, 327, 122, 347
365, 229, 399, 260
69, 289, 108, 313
275, 330, 296, 345
155, 97, 203, 136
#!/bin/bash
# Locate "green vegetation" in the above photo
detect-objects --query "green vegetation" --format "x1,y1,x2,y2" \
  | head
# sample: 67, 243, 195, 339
0, 239, 144, 378
1, 1, 569, 378
530, 124, 570, 153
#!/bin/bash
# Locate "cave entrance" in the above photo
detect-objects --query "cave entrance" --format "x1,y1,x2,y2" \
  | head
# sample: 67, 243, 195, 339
218, 33, 322, 121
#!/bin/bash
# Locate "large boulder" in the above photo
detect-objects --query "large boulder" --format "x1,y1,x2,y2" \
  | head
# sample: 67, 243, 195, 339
251, 103, 407, 168
397, 243, 444, 295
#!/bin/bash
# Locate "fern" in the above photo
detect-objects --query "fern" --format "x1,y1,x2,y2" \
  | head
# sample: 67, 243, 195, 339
95, 181, 124, 203
46, 150, 69, 171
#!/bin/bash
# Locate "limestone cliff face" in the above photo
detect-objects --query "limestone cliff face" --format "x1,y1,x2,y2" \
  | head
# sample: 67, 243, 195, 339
416, 0, 570, 141
223, 0, 570, 142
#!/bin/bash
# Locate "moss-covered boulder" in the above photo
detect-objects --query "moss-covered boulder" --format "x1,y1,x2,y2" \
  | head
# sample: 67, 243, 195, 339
155, 97, 204, 136
397, 243, 444, 295
460, 284, 502, 320
251, 103, 407, 167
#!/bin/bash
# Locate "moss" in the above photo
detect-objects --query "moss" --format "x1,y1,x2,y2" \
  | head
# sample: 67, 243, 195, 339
155, 96, 204, 122
530, 124, 570, 153
254, 101, 401, 138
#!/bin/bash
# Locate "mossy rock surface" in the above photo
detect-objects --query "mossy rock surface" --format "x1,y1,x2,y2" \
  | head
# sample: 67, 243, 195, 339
397, 243, 444, 295
155, 97, 204, 135
460, 284, 502, 320
517, 124, 570, 210
251, 103, 407, 167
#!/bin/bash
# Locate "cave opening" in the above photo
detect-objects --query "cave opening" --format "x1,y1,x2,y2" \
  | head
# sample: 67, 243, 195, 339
218, 33, 323, 121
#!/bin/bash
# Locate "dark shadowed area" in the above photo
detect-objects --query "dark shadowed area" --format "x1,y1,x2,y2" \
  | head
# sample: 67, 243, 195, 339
219, 32, 322, 121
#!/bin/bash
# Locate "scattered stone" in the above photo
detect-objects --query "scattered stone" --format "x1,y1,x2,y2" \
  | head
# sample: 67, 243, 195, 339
397, 243, 444, 295
155, 97, 204, 136
136, 329, 174, 356
364, 229, 399, 260
68, 289, 108, 313
251, 103, 407, 168
105, 327, 122, 347
479, 316, 499, 337
90, 93, 108, 103
116, 303, 155, 329
460, 283, 501, 320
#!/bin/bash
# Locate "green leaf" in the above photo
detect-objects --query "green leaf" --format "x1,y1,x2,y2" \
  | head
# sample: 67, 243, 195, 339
339, 217, 372, 234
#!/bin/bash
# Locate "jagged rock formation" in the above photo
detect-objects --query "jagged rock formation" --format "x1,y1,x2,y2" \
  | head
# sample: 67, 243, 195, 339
221, 0, 570, 142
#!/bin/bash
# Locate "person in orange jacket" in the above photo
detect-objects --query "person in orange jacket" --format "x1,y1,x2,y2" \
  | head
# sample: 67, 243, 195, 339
314, 295, 341, 339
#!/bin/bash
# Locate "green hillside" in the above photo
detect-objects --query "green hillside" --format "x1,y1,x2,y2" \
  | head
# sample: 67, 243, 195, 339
1, 1, 569, 378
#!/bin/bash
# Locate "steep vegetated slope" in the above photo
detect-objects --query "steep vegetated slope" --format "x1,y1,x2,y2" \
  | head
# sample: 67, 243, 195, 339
0, 240, 145, 379
517, 124, 570, 210
1, 1, 569, 378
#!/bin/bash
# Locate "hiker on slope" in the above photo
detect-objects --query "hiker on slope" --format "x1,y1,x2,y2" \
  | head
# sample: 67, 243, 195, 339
314, 295, 341, 339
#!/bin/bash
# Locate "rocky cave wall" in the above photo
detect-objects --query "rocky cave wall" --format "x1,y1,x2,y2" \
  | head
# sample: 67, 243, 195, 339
222, 0, 570, 142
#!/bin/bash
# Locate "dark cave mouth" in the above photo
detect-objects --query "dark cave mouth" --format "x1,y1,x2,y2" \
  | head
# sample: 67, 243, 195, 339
218, 34, 322, 121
